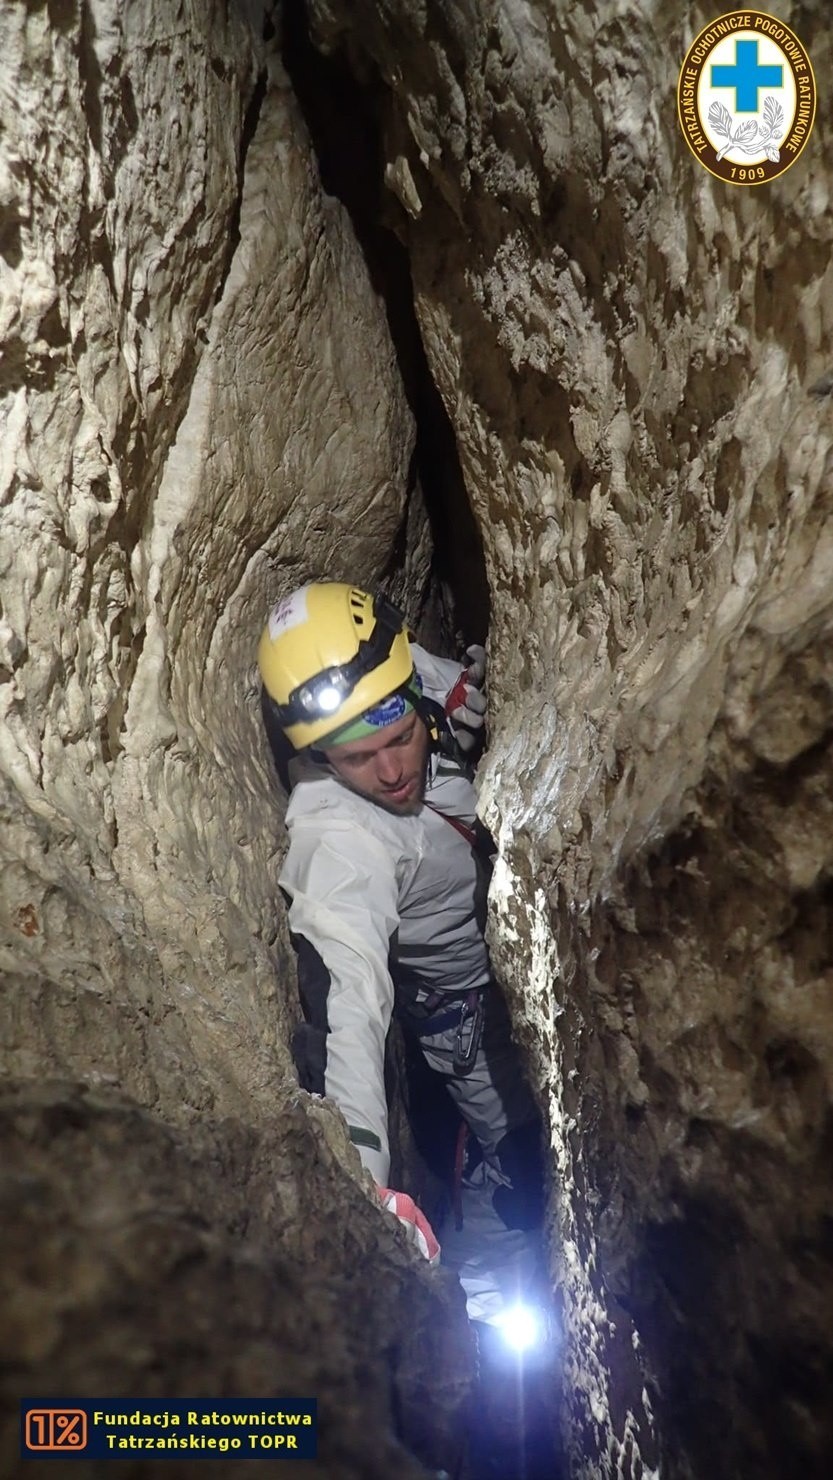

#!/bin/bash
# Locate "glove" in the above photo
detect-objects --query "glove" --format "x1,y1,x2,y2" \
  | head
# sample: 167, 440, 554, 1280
444, 645, 487, 754
377, 1187, 441, 1266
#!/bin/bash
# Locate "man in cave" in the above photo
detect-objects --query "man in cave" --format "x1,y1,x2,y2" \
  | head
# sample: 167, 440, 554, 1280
257, 580, 545, 1328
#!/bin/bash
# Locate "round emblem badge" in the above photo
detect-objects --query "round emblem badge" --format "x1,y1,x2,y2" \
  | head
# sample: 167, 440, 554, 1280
678, 10, 816, 184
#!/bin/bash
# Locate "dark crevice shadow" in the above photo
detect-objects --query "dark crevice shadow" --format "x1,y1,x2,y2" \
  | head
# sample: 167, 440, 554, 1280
280, 0, 490, 648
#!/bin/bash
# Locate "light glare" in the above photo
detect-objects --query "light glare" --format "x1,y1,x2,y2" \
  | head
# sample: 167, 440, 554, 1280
317, 686, 342, 713
498, 1303, 543, 1353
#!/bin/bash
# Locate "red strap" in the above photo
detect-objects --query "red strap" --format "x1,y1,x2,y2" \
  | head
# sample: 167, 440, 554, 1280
425, 802, 477, 849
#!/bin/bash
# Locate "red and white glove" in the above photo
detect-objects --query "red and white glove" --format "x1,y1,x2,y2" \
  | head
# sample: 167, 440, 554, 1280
377, 1187, 441, 1266
444, 645, 487, 754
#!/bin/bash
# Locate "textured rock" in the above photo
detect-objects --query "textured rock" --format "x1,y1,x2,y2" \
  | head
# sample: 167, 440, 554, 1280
304, 2, 833, 1475
6, 0, 833, 1475
0, 1080, 471, 1479
0, 2, 467, 1474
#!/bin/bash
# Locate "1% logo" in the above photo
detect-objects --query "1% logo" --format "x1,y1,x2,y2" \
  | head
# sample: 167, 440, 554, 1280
25, 1408, 88, 1451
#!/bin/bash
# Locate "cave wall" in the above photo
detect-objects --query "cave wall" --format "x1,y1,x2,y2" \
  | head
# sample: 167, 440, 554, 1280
4, 1, 833, 1475
0, 3, 468, 1474
304, 1, 833, 1475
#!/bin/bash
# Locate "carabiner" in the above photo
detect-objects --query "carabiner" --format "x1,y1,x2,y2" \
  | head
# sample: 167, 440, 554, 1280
453, 989, 485, 1076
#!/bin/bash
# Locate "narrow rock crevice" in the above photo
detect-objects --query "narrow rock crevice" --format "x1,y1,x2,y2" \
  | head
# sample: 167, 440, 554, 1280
1, 6, 473, 1476
218, 66, 269, 303
281, 0, 490, 647
3, 5, 833, 1480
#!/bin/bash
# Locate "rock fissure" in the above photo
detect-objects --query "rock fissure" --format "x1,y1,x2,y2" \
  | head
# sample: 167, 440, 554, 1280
3, 2, 833, 1478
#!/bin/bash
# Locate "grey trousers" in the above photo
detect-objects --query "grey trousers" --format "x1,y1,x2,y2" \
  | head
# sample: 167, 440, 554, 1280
412, 987, 545, 1322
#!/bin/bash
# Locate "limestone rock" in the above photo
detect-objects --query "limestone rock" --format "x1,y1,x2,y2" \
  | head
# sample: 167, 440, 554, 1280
0, 3, 464, 1474
6, 0, 833, 1473
0, 1080, 471, 1479
305, 2, 833, 1474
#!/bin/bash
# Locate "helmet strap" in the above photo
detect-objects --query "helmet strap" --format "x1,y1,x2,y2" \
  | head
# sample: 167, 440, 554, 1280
413, 693, 473, 778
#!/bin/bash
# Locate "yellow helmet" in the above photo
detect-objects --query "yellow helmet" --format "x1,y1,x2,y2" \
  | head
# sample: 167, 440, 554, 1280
257, 583, 415, 749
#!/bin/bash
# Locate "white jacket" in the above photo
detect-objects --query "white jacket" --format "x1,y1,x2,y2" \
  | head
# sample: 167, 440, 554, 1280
279, 646, 489, 1183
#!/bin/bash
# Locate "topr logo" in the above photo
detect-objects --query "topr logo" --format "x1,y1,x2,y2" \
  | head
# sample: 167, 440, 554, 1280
678, 11, 816, 184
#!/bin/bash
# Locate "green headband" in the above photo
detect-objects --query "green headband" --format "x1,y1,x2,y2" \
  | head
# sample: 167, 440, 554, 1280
318, 676, 423, 748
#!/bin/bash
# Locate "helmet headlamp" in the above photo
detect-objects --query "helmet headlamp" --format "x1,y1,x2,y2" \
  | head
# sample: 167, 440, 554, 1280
296, 671, 351, 718
272, 594, 404, 728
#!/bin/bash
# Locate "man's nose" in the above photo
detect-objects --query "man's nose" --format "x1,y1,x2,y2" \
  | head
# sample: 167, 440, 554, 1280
376, 748, 403, 785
